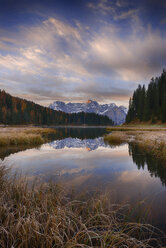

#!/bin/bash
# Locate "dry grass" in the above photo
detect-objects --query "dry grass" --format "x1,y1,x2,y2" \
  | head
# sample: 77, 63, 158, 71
24, 127, 57, 135
134, 133, 166, 162
104, 132, 129, 146
0, 133, 44, 146
105, 130, 166, 162
107, 127, 166, 132
0, 127, 56, 147
0, 166, 164, 248
107, 124, 166, 132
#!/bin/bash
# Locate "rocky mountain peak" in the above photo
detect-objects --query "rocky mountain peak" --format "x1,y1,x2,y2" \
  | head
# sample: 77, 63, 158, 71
49, 100, 127, 125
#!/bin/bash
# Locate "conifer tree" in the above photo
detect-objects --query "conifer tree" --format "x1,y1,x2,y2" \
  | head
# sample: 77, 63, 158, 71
126, 69, 166, 123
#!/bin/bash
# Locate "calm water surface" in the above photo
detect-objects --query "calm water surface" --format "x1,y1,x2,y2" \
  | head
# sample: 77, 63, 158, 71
1, 127, 166, 231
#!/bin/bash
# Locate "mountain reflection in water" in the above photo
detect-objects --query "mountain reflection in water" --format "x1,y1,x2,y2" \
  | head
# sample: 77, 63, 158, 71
50, 137, 106, 151
1, 127, 166, 188
1, 128, 166, 231
0, 128, 107, 160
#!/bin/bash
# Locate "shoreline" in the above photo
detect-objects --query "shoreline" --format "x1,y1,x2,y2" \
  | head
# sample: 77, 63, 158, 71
0, 126, 108, 147
0, 125, 112, 128
105, 129, 166, 162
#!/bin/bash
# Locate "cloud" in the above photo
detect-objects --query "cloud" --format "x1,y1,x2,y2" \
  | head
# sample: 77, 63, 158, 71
114, 9, 138, 20
87, 0, 139, 21
116, 0, 127, 8
0, 12, 166, 107
87, 24, 166, 81
87, 0, 116, 16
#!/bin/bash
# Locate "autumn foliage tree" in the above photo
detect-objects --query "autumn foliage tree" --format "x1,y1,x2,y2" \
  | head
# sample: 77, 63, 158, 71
0, 90, 114, 126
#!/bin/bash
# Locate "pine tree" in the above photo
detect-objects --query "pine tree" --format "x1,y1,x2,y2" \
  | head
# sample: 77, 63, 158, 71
126, 69, 166, 123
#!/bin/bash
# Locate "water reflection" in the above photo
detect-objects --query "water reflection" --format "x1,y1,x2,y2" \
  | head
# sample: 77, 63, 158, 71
0, 128, 107, 160
48, 127, 107, 140
50, 137, 106, 150
129, 143, 166, 186
1, 128, 166, 190
1, 128, 166, 230
0, 145, 41, 161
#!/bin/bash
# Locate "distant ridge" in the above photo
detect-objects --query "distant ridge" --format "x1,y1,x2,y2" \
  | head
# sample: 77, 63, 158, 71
0, 90, 114, 126
49, 99, 127, 125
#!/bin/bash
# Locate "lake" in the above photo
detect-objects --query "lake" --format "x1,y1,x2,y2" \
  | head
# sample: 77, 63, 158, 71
1, 127, 166, 232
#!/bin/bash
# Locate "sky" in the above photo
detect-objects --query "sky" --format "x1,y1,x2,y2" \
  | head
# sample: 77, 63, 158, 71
0, 0, 166, 107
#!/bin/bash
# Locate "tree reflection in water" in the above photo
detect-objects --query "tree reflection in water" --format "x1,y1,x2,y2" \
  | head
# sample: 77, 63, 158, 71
129, 143, 166, 187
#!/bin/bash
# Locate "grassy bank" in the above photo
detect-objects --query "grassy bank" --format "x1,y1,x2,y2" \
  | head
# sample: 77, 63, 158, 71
105, 129, 166, 162
0, 166, 164, 248
0, 127, 56, 146
104, 132, 129, 146
106, 124, 166, 132
133, 132, 166, 161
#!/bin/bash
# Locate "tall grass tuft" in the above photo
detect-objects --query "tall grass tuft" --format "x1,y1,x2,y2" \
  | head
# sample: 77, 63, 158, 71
0, 166, 164, 247
0, 133, 44, 146
0, 127, 56, 147
104, 132, 128, 146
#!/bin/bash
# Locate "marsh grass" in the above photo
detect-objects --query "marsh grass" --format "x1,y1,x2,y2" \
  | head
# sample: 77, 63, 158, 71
0, 127, 56, 147
24, 127, 57, 135
107, 127, 165, 132
105, 129, 166, 163
106, 124, 166, 132
104, 132, 129, 146
0, 166, 164, 248
0, 133, 44, 146
135, 138, 166, 162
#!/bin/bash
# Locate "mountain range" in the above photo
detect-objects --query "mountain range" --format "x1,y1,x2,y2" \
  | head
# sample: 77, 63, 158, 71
0, 90, 113, 126
49, 100, 127, 125
49, 137, 106, 151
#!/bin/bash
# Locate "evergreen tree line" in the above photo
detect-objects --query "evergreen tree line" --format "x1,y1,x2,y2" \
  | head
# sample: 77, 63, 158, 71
0, 90, 114, 126
126, 69, 166, 123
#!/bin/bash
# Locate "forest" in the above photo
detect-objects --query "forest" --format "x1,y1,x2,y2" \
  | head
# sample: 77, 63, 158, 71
0, 90, 114, 126
126, 69, 166, 123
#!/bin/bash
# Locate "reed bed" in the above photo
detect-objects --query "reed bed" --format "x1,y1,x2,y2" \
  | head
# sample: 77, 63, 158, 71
0, 127, 56, 147
0, 166, 164, 248
24, 127, 57, 135
134, 133, 166, 162
104, 132, 129, 146
0, 133, 44, 146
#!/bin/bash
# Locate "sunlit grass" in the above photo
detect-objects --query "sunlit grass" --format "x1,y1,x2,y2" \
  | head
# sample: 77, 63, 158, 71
0, 166, 164, 248
0, 127, 56, 146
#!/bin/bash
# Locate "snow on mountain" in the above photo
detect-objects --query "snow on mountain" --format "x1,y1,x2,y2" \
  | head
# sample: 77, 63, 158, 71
49, 100, 127, 125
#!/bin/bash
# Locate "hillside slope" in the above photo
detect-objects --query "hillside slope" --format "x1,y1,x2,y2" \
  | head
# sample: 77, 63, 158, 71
0, 90, 114, 126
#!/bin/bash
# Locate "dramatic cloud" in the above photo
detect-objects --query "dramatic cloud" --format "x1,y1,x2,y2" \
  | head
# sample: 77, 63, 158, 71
0, 0, 165, 106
